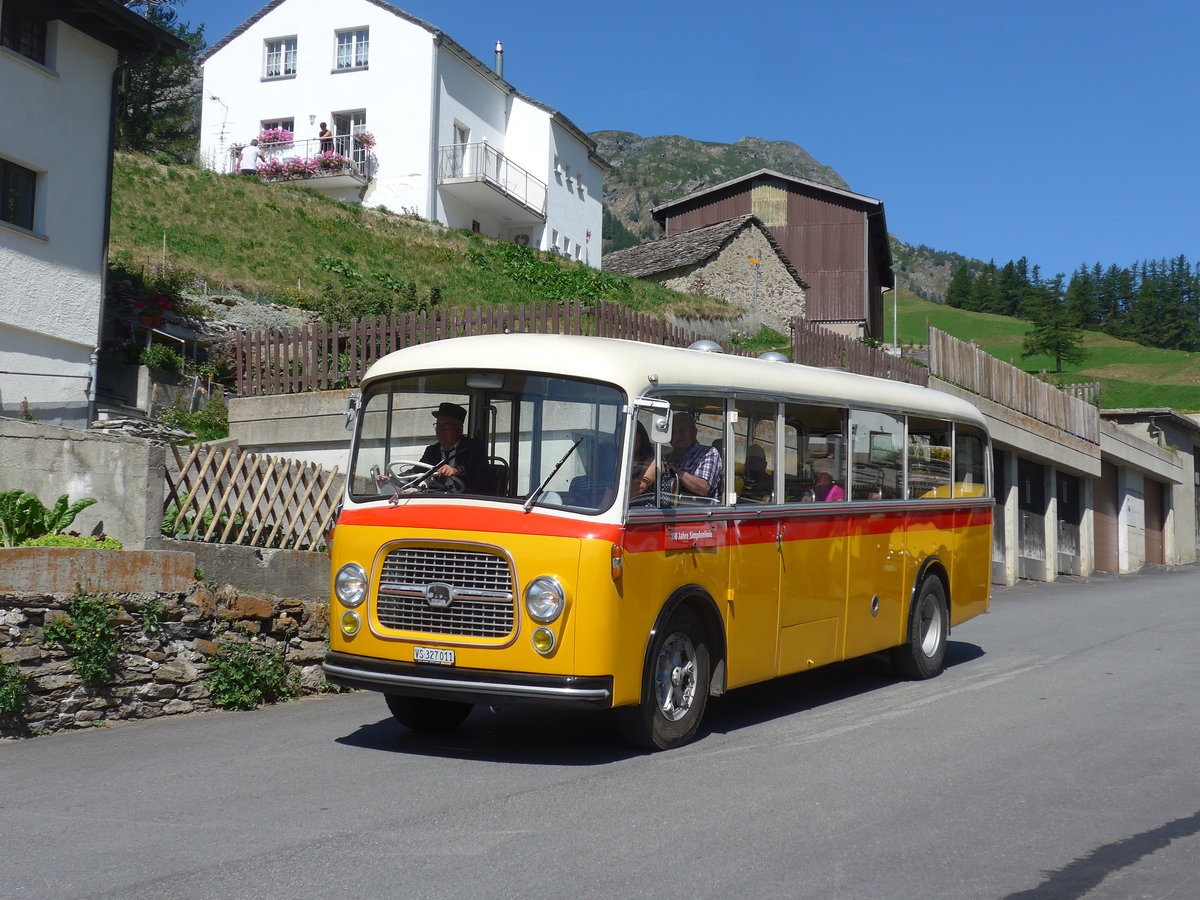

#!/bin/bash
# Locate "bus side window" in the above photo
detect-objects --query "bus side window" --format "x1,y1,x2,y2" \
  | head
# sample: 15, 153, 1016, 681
907, 417, 952, 499
850, 409, 904, 500
955, 424, 988, 497
659, 396, 726, 506
785, 402, 847, 502
734, 399, 778, 504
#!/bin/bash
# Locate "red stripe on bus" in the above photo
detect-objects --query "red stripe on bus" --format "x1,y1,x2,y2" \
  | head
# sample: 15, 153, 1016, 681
338, 505, 624, 542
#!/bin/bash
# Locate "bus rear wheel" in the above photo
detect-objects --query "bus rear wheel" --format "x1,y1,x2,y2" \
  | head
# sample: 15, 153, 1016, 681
892, 576, 948, 680
616, 607, 710, 751
385, 694, 473, 733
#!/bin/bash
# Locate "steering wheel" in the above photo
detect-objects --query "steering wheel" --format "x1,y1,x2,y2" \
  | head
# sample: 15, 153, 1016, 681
383, 460, 464, 493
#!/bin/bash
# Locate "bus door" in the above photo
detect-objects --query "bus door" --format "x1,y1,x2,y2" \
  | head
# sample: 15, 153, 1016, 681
727, 398, 782, 685
776, 403, 848, 674
844, 409, 908, 658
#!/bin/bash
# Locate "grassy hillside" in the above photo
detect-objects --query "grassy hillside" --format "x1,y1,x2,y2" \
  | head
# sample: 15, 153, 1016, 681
109, 153, 726, 317
883, 290, 1200, 411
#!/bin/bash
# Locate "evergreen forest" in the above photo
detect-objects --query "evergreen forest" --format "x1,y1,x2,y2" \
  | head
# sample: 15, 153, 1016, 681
946, 256, 1200, 353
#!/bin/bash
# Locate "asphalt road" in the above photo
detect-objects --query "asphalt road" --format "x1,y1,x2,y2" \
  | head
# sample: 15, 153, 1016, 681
3, 566, 1198, 899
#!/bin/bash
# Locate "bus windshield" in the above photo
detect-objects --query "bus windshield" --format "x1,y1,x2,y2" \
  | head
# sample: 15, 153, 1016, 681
348, 370, 625, 512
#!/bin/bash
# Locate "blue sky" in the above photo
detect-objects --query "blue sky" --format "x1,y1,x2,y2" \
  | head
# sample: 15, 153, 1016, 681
184, 0, 1200, 279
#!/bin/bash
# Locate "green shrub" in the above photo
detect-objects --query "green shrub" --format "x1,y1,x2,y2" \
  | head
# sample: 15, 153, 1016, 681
0, 663, 28, 718
20, 534, 123, 549
204, 639, 299, 710
0, 490, 97, 547
138, 599, 168, 637
139, 343, 183, 371
43, 594, 120, 687
160, 395, 229, 442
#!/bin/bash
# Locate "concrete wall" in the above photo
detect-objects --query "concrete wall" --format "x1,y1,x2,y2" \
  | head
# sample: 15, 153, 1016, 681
0, 419, 166, 549
227, 388, 354, 470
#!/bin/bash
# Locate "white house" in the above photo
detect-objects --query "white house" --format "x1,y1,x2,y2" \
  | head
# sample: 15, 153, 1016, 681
199, 0, 607, 267
0, 0, 183, 427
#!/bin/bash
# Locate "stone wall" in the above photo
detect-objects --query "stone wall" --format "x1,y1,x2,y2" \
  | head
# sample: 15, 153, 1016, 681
654, 227, 806, 330
0, 549, 332, 738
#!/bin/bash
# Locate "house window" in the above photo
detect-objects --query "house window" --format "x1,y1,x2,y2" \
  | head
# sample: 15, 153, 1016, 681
261, 118, 294, 134
335, 28, 368, 69
1, 0, 47, 64
264, 37, 297, 78
1, 158, 37, 231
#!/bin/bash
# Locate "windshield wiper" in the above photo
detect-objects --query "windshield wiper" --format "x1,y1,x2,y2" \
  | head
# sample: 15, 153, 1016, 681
524, 437, 583, 512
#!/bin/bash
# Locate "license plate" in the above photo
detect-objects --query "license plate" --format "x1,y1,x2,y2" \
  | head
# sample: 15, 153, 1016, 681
414, 646, 455, 666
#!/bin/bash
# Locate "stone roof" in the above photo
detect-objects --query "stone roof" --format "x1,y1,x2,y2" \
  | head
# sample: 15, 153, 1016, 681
602, 215, 807, 288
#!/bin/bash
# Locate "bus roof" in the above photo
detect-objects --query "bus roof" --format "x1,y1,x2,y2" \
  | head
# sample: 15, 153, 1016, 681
362, 334, 986, 427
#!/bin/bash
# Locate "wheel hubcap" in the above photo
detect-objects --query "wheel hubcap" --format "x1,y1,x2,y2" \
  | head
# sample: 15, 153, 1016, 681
918, 593, 944, 658
653, 632, 697, 722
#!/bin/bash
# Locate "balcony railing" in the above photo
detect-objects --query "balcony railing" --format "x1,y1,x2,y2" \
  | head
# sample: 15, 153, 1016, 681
228, 136, 374, 181
437, 142, 547, 217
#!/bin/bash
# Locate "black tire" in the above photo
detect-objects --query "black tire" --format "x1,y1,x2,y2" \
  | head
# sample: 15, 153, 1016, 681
616, 607, 710, 751
385, 694, 473, 733
892, 576, 948, 680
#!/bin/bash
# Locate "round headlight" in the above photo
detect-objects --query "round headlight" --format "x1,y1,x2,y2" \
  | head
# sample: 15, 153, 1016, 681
524, 576, 565, 623
532, 626, 555, 654
340, 610, 361, 636
335, 563, 367, 608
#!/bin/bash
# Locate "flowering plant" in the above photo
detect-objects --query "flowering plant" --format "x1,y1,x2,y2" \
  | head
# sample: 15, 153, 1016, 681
316, 150, 349, 171
257, 157, 287, 180
134, 293, 174, 314
257, 126, 294, 148
285, 157, 320, 177
352, 130, 376, 149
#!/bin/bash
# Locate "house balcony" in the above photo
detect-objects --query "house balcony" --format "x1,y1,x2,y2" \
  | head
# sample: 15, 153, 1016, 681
437, 143, 547, 222
254, 137, 373, 194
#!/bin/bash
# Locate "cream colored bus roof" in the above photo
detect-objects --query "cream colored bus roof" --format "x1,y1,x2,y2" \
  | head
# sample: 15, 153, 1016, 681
362, 334, 986, 426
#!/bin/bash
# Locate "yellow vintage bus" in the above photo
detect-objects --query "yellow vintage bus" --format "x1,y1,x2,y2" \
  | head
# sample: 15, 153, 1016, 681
323, 334, 992, 750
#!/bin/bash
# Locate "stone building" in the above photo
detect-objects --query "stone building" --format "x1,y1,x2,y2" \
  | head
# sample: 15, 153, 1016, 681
602, 215, 807, 330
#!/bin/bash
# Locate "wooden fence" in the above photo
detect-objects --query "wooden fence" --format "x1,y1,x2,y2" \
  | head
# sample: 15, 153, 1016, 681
165, 444, 341, 552
927, 328, 1099, 444
790, 319, 929, 385
233, 299, 929, 396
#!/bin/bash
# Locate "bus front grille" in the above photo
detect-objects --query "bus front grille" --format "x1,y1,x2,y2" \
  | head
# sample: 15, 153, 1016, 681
375, 547, 515, 637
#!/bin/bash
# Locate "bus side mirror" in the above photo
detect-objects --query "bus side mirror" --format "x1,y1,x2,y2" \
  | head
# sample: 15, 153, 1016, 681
650, 411, 672, 444
633, 397, 672, 444
345, 395, 359, 430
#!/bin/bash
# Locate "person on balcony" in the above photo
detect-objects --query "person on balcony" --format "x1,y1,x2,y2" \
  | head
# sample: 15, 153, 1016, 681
319, 122, 333, 153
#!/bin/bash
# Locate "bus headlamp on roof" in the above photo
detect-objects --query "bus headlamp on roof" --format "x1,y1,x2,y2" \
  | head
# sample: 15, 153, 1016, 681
688, 339, 724, 353
758, 351, 788, 362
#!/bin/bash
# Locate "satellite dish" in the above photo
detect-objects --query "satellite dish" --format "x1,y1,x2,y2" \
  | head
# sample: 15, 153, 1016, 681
688, 340, 723, 353
514, 234, 530, 246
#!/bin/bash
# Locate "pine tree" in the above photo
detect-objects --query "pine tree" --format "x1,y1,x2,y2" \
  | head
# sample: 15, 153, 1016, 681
118, 2, 206, 161
1021, 276, 1087, 373
945, 266, 974, 309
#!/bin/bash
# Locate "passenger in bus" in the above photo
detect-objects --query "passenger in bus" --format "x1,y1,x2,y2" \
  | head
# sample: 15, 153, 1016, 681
420, 402, 485, 492
739, 444, 773, 502
664, 412, 722, 500
630, 421, 658, 496
813, 471, 844, 502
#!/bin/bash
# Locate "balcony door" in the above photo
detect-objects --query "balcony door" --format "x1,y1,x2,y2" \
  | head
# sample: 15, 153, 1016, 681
334, 110, 367, 167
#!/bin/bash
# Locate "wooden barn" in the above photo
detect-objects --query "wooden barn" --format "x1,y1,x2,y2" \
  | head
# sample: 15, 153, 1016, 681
650, 169, 894, 339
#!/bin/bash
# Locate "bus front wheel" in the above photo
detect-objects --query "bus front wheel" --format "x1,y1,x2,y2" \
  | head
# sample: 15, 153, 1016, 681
892, 576, 948, 680
386, 694, 473, 733
617, 607, 710, 751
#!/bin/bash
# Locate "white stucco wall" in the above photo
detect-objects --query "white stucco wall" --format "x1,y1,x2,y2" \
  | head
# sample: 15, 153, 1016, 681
200, 0, 436, 213
199, 0, 603, 265
0, 23, 117, 426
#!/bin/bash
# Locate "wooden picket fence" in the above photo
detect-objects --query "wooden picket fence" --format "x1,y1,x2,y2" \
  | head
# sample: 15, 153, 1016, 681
927, 328, 1099, 444
233, 299, 929, 397
165, 444, 341, 552
790, 318, 929, 385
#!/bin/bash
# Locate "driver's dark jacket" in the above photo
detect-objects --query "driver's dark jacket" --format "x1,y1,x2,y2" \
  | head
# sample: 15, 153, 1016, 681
419, 436, 486, 492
